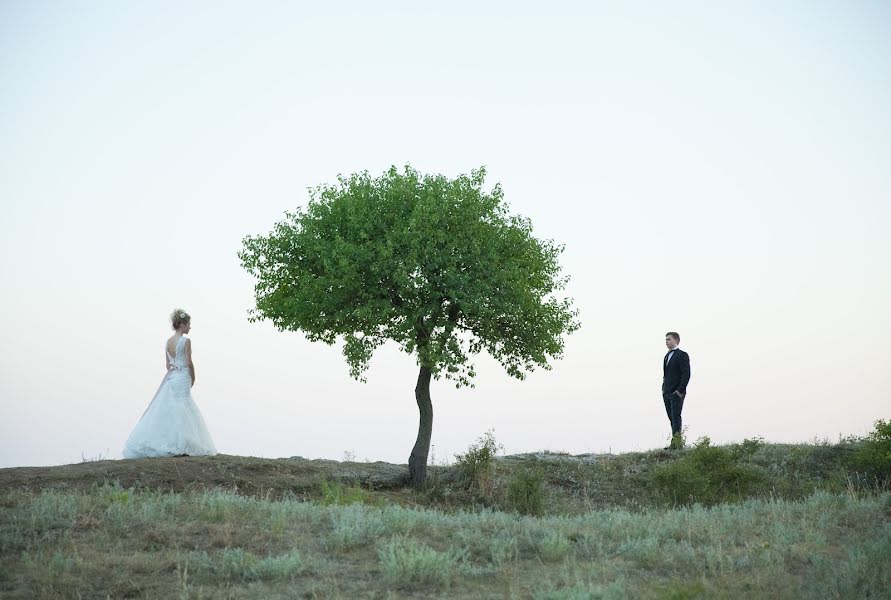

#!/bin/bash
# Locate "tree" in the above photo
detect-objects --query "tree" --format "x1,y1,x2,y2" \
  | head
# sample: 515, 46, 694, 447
239, 166, 579, 487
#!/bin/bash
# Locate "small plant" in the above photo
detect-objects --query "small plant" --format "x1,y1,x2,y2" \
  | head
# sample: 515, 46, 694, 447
669, 431, 686, 450
186, 548, 303, 582
80, 449, 110, 462
417, 445, 450, 504
537, 530, 572, 562
847, 419, 891, 482
96, 482, 131, 505
505, 468, 545, 516
319, 480, 368, 506
377, 537, 464, 589
487, 534, 518, 567
326, 505, 386, 551
419, 469, 448, 504
731, 436, 765, 459
454, 429, 502, 496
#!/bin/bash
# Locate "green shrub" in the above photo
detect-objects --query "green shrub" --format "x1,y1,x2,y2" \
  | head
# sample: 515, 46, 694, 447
194, 489, 254, 522
847, 419, 891, 482
730, 436, 765, 460
669, 431, 685, 450
319, 480, 368, 506
537, 530, 572, 562
454, 429, 502, 495
326, 505, 386, 551
653, 436, 768, 505
377, 537, 464, 589
505, 468, 545, 516
486, 534, 518, 567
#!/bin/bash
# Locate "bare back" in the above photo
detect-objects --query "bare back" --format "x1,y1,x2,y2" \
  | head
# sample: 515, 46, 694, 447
166, 335, 179, 359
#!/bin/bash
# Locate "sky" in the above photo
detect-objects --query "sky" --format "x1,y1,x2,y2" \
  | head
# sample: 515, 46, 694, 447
1, 1, 889, 468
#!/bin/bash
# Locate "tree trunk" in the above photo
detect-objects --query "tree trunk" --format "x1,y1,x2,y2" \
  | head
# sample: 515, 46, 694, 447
408, 366, 433, 489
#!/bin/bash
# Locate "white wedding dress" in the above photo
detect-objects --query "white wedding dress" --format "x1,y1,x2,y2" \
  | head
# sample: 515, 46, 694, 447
123, 335, 217, 458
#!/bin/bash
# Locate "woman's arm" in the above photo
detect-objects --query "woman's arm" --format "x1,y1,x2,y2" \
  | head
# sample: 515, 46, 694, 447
185, 338, 196, 386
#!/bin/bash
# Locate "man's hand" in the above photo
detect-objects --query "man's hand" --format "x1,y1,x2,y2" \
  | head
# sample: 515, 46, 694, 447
674, 390, 685, 398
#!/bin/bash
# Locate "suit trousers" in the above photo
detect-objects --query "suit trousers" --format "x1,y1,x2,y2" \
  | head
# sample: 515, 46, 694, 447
663, 391, 684, 435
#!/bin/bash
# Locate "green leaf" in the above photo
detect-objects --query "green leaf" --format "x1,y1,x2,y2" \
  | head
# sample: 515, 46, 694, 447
238, 165, 580, 386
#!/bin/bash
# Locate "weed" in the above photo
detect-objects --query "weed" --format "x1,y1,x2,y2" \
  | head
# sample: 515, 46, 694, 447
319, 479, 369, 506
487, 534, 518, 567
730, 436, 765, 459
454, 429, 502, 497
669, 431, 685, 450
377, 537, 465, 589
505, 468, 545, 516
326, 504, 386, 551
536, 530, 572, 562
847, 419, 891, 482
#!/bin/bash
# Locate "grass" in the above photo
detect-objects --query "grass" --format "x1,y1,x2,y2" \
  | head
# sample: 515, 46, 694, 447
505, 467, 546, 516
1, 438, 890, 598
378, 537, 466, 590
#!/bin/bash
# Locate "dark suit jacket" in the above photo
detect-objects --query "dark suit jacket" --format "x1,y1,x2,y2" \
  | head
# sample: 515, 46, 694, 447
662, 348, 691, 395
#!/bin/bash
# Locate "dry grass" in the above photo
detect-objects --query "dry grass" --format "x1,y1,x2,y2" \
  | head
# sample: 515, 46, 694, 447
1, 441, 889, 598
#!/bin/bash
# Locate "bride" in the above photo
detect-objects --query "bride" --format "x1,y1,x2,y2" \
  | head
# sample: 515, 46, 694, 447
123, 309, 217, 458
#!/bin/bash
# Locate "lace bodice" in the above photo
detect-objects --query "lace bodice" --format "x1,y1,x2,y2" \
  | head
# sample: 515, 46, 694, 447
167, 335, 189, 370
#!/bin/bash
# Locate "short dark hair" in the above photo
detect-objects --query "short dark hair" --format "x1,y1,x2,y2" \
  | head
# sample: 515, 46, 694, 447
666, 331, 680, 342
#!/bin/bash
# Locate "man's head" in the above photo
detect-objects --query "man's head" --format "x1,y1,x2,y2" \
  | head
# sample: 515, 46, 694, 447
665, 332, 680, 350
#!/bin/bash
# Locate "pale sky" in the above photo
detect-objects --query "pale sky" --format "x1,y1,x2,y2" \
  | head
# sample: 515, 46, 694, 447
1, 1, 889, 468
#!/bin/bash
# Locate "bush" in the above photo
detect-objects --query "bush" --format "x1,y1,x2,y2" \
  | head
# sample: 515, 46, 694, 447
319, 480, 368, 506
669, 431, 685, 450
377, 537, 464, 589
847, 419, 891, 482
653, 436, 768, 506
326, 505, 386, 551
454, 430, 502, 496
505, 469, 545, 516
730, 436, 765, 460
486, 534, 519, 567
536, 530, 572, 562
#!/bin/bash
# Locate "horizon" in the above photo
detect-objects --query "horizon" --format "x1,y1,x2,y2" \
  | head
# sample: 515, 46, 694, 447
1, 1, 889, 469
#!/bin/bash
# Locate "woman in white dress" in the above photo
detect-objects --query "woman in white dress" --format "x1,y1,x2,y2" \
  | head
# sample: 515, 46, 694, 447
123, 309, 217, 458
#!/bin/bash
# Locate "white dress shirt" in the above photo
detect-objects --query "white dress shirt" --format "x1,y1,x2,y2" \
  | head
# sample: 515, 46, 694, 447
665, 347, 681, 365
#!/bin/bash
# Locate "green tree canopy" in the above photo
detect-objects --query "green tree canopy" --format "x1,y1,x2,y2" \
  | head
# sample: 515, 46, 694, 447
239, 165, 579, 486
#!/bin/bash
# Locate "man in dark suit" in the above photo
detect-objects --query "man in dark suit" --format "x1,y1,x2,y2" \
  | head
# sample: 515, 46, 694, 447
662, 331, 690, 448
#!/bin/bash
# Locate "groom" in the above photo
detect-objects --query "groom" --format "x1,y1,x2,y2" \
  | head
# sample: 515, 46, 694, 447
662, 331, 690, 448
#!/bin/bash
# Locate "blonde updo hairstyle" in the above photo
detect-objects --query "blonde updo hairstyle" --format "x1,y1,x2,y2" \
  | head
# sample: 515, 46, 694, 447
171, 309, 191, 330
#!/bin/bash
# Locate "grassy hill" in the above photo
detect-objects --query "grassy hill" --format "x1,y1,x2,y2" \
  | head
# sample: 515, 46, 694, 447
1, 438, 889, 599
